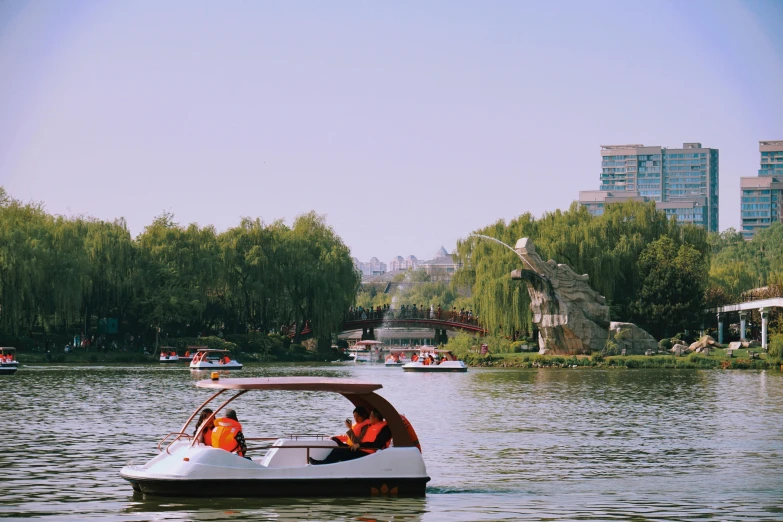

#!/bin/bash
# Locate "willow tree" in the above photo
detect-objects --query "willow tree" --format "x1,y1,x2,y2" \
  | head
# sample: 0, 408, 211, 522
0, 196, 63, 333
133, 213, 220, 339
282, 212, 360, 349
217, 218, 289, 333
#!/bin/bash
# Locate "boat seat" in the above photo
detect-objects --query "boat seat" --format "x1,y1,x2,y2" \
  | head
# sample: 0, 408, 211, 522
259, 439, 337, 468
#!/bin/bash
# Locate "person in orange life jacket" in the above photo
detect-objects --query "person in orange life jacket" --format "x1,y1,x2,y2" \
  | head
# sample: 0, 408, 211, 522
194, 408, 215, 446
330, 406, 370, 447
309, 408, 391, 465
211, 409, 248, 457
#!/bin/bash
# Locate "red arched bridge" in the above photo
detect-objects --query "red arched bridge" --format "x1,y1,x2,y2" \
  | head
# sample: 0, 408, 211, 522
340, 309, 487, 342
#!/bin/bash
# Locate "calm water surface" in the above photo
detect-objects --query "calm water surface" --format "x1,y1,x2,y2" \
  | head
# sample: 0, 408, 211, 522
2, 364, 783, 521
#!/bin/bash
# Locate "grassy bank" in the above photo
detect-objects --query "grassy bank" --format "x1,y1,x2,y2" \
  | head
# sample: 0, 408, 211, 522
462, 350, 783, 370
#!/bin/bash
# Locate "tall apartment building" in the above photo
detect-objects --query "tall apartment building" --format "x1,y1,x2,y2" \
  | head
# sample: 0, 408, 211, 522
579, 143, 719, 232
740, 141, 783, 239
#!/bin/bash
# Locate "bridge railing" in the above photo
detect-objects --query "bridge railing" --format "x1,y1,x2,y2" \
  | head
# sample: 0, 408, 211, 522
343, 308, 480, 327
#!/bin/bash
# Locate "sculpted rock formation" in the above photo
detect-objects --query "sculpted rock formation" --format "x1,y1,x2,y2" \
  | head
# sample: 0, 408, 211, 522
509, 237, 654, 355
609, 322, 658, 355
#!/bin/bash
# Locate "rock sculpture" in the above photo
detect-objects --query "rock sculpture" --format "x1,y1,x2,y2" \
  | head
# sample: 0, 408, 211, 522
509, 237, 655, 355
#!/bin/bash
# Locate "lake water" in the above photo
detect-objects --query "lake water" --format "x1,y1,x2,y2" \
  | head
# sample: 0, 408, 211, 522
2, 364, 783, 521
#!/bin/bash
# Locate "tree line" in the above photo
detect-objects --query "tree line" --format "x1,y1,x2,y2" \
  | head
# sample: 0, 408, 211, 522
0, 188, 360, 350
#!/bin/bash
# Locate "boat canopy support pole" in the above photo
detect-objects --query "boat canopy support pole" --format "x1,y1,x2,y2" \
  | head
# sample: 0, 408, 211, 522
179, 389, 227, 435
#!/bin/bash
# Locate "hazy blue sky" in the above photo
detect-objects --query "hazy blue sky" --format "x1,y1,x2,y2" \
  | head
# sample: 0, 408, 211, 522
2, 0, 782, 263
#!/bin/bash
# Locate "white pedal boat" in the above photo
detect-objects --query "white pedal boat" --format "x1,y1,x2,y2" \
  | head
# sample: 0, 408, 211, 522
189, 348, 243, 370
0, 347, 19, 374
402, 348, 468, 372
159, 348, 179, 363
119, 377, 429, 497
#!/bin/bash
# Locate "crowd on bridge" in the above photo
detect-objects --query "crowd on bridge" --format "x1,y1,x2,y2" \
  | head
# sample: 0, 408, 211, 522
344, 305, 479, 325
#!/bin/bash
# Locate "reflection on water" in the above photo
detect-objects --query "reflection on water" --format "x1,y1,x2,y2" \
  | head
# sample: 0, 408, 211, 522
2, 364, 783, 520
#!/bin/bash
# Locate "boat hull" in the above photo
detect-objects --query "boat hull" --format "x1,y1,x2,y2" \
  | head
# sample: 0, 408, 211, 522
122, 476, 428, 497
190, 362, 243, 370
402, 366, 467, 372
121, 441, 428, 498
0, 366, 17, 375
159, 357, 179, 363
402, 361, 468, 372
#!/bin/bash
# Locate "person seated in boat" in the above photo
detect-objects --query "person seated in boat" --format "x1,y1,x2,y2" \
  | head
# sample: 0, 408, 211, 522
184, 350, 191, 357
309, 408, 390, 465
169, 351, 176, 357
211, 409, 247, 457
330, 406, 370, 447
193, 408, 215, 445
411, 354, 419, 362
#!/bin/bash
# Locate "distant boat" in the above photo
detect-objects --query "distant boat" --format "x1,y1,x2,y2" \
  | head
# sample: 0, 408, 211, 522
347, 340, 384, 363
402, 347, 468, 373
0, 347, 19, 375
159, 347, 179, 363
384, 348, 419, 367
190, 349, 243, 371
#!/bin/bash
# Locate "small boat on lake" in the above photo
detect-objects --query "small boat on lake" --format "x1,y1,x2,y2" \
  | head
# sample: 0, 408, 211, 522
189, 348, 243, 371
384, 348, 418, 367
159, 348, 179, 363
402, 347, 468, 373
0, 347, 18, 375
348, 340, 384, 363
119, 376, 429, 497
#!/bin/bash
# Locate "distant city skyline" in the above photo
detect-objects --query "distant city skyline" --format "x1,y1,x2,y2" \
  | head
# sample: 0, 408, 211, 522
2, 0, 782, 262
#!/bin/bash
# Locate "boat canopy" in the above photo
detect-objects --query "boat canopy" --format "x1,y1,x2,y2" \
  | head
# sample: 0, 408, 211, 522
0, 347, 16, 352
197, 377, 382, 393
195, 348, 231, 353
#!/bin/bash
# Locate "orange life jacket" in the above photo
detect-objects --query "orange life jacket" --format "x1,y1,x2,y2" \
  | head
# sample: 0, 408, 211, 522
335, 419, 371, 444
360, 421, 389, 454
411, 354, 419, 362
400, 414, 421, 452
211, 417, 244, 456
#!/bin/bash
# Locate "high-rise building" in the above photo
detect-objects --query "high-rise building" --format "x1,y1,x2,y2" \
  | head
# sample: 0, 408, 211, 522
580, 142, 719, 231
740, 141, 783, 239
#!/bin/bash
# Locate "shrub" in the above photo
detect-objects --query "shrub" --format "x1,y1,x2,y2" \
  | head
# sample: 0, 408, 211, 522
604, 339, 620, 356
768, 333, 783, 359
658, 338, 673, 351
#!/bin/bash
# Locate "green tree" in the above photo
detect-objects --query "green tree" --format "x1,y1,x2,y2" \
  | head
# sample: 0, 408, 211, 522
631, 236, 707, 338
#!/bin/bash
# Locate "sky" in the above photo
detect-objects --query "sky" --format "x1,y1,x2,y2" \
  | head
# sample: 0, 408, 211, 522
1, 0, 782, 264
